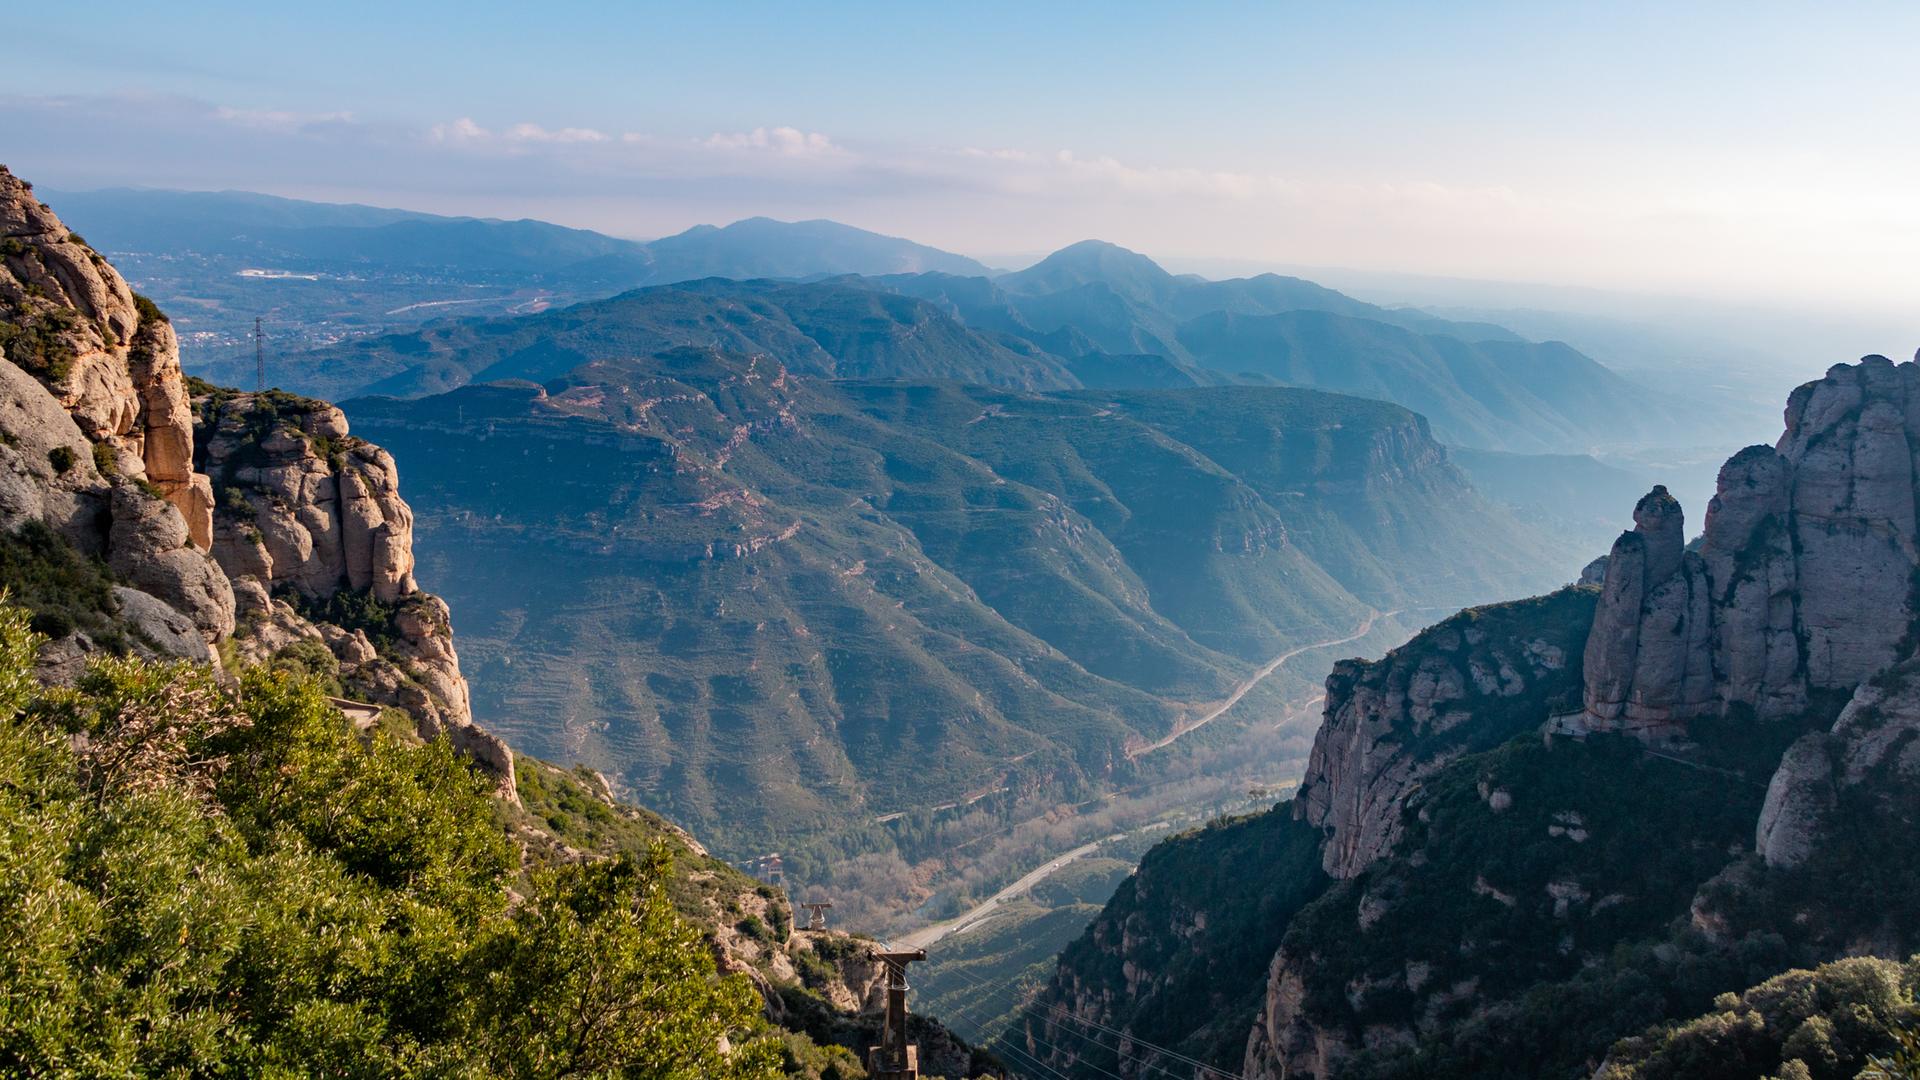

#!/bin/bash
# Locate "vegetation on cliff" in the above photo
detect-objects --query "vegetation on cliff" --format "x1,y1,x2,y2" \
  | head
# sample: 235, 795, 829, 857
0, 601, 778, 1077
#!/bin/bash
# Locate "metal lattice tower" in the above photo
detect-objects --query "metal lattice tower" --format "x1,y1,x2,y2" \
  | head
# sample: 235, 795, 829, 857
254, 317, 264, 392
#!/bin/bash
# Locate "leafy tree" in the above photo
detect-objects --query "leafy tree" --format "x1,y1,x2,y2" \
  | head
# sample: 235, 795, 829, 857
0, 602, 781, 1077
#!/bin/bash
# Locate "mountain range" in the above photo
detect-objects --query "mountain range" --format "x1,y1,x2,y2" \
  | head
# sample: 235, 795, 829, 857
339, 346, 1569, 870
206, 238, 1677, 456
1031, 353, 1920, 1079
54, 185, 1709, 457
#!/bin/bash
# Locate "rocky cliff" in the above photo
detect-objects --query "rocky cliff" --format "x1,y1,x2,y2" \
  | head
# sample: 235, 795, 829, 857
1578, 357, 1920, 737
0, 163, 509, 792
1295, 588, 1596, 879
1039, 354, 1920, 1080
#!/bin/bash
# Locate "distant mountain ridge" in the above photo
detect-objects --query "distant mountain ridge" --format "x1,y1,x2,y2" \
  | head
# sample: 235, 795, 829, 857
58, 186, 1676, 454
242, 232, 1675, 454
340, 345, 1569, 864
48, 186, 989, 285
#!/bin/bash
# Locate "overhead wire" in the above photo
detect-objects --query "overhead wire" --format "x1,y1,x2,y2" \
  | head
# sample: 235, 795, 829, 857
913, 950, 1246, 1080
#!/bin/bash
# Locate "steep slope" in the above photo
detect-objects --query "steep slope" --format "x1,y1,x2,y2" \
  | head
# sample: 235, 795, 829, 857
339, 349, 1567, 868
1176, 308, 1661, 452
9, 171, 995, 1078
1033, 353, 1920, 1080
0, 163, 512, 791
241, 278, 1077, 401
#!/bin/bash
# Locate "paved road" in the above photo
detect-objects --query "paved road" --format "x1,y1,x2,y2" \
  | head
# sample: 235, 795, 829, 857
898, 608, 1413, 951
1127, 608, 1400, 759
896, 833, 1121, 950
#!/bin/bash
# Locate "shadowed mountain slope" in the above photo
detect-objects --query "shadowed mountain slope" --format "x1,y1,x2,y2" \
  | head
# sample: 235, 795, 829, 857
341, 347, 1567, 858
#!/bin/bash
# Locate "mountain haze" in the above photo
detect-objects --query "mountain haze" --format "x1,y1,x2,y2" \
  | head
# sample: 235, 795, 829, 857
341, 347, 1569, 863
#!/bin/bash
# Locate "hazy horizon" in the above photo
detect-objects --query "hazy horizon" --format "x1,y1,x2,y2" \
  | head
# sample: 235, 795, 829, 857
7, 2, 1918, 320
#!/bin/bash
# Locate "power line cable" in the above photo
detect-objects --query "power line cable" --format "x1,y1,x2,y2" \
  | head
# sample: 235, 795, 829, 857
923, 955, 1245, 1080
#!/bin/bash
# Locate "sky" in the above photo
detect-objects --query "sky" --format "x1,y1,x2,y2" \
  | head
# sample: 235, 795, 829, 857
5, 1, 1918, 314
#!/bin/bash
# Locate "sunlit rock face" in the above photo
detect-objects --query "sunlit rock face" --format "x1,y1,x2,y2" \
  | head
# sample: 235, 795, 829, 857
0, 164, 512, 797
1579, 356, 1920, 738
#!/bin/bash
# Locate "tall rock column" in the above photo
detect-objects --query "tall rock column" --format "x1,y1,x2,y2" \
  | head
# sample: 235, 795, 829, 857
0, 165, 215, 549
1776, 357, 1918, 692
1579, 486, 1715, 737
1698, 444, 1803, 715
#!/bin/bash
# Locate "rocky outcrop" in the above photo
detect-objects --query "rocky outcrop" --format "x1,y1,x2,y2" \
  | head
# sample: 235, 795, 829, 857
197, 392, 418, 602
0, 165, 213, 545
192, 386, 511, 798
1, 163, 230, 658
1579, 356, 1920, 736
1297, 587, 1596, 878
1757, 655, 1920, 868
1244, 958, 1351, 1080
1577, 486, 1715, 737
1, 165, 512, 798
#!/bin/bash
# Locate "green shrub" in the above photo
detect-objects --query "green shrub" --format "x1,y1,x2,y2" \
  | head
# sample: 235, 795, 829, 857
0, 521, 122, 647
90, 441, 116, 477
0, 603, 782, 1077
1605, 956, 1920, 1080
131, 292, 169, 326
0, 297, 79, 382
269, 639, 344, 697
45, 446, 74, 474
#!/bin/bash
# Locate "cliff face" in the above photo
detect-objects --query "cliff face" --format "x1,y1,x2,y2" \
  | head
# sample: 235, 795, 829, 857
1, 164, 232, 661
1755, 655, 1920, 869
1039, 354, 1920, 1080
1296, 587, 1596, 879
0, 164, 507, 792
1236, 355, 1920, 1080
1579, 356, 1920, 736
190, 387, 493, 753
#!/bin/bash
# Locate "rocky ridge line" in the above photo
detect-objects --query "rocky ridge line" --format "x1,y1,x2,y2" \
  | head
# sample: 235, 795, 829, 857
0, 163, 512, 796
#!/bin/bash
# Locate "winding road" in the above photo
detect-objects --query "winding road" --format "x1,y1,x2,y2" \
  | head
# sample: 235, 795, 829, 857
897, 608, 1408, 951
1125, 607, 1401, 759
896, 833, 1121, 950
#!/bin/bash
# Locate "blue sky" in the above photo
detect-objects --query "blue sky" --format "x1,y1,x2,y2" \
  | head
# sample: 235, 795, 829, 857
6, 2, 1918, 310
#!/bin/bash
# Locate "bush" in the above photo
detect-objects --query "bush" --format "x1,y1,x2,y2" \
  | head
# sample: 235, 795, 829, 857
45, 446, 74, 474
90, 441, 116, 477
131, 292, 168, 325
0, 603, 782, 1077
0, 521, 122, 647
1604, 956, 1920, 1080
0, 297, 79, 382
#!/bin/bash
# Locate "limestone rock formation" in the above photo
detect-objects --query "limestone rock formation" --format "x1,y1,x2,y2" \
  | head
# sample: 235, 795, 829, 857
197, 392, 418, 602
1579, 356, 1920, 736
1, 163, 231, 659
1, 164, 512, 799
1577, 486, 1714, 737
0, 165, 213, 544
1757, 655, 1920, 868
1296, 588, 1595, 878
105, 483, 235, 642
193, 386, 512, 799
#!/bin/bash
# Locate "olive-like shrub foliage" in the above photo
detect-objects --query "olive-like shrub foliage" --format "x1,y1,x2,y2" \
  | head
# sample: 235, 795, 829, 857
0, 603, 778, 1078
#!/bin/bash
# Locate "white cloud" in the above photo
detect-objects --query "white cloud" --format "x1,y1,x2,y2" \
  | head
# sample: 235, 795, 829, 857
703, 126, 839, 156
505, 122, 609, 144
214, 106, 355, 132
430, 117, 491, 142
430, 118, 609, 145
